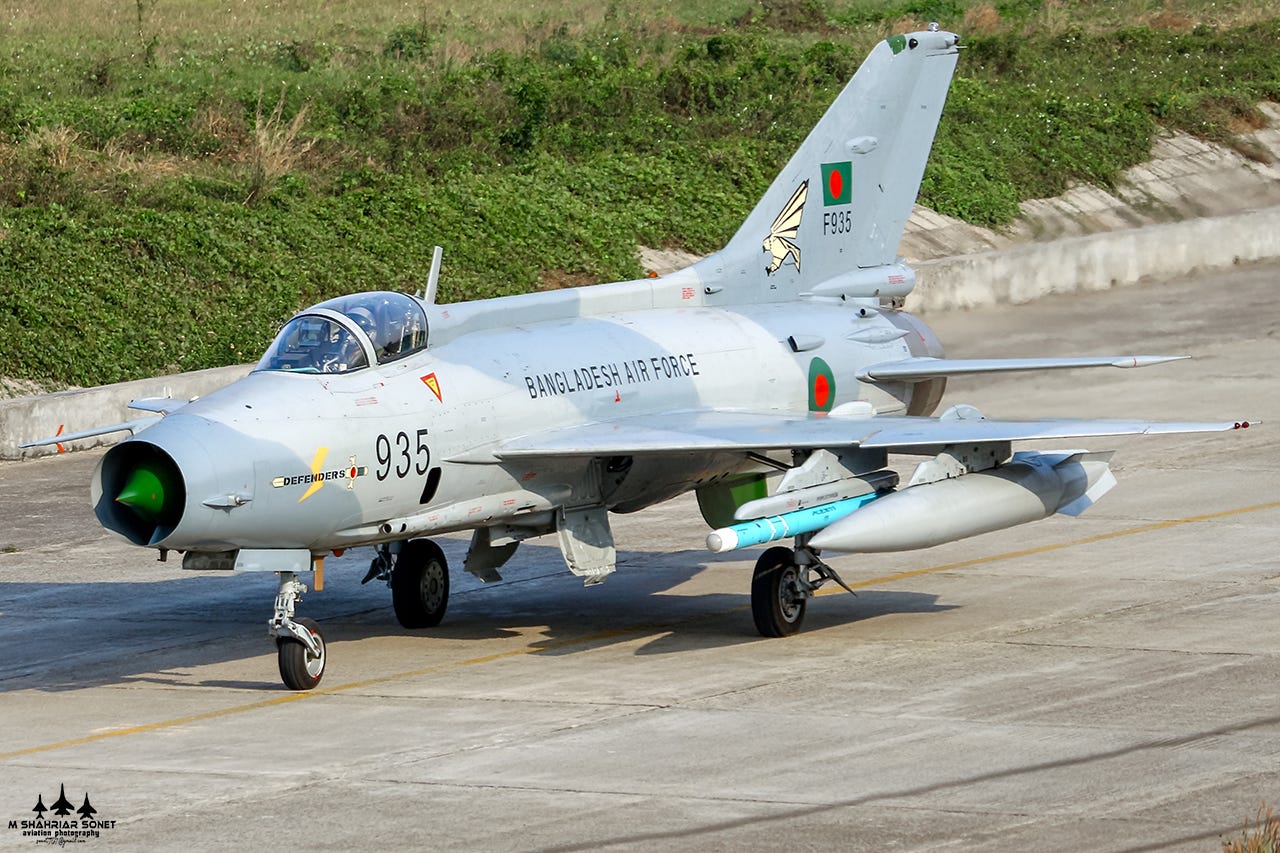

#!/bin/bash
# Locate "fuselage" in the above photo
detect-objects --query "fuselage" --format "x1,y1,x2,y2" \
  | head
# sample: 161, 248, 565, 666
93, 287, 944, 555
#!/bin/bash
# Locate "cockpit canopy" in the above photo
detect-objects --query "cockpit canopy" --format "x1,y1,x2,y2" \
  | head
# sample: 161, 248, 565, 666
257, 291, 429, 374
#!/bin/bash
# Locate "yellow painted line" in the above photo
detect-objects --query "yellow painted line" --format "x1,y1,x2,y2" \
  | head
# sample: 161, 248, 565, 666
0, 694, 311, 760
3, 499, 1277, 761
0, 625, 653, 762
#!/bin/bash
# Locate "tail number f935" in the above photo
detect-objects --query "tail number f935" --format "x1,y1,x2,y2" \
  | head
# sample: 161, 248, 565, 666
823, 210, 853, 235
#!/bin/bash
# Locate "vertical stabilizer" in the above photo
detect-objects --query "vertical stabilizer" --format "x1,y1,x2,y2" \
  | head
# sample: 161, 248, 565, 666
693, 28, 960, 304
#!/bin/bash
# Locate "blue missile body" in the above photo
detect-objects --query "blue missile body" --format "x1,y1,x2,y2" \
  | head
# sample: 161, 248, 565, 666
705, 491, 885, 553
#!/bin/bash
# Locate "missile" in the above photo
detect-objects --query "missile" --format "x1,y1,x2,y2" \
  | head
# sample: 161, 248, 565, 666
734, 469, 899, 521
706, 492, 883, 553
808, 451, 1116, 553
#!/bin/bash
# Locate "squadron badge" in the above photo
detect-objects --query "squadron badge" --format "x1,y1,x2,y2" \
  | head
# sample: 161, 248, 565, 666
762, 180, 808, 275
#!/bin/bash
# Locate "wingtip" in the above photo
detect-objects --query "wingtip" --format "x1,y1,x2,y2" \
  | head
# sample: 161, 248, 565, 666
1110, 355, 1191, 368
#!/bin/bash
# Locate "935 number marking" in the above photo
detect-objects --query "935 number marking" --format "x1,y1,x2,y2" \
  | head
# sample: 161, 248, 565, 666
375, 429, 430, 481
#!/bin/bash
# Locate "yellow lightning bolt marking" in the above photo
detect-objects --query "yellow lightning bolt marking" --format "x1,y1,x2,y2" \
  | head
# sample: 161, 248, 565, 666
299, 447, 328, 503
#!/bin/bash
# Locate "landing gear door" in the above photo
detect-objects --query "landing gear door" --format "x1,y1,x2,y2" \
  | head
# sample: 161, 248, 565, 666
556, 506, 615, 585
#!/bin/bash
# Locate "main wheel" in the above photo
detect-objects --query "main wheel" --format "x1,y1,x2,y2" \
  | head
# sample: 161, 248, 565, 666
751, 546, 807, 637
277, 617, 326, 690
392, 539, 450, 629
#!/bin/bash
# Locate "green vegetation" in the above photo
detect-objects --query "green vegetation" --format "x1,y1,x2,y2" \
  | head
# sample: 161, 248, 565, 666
1, 1, 1278, 388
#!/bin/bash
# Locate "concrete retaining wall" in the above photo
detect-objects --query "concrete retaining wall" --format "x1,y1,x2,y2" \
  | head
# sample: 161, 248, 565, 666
4, 202, 1279, 460
1, 365, 250, 460
912, 204, 1280, 312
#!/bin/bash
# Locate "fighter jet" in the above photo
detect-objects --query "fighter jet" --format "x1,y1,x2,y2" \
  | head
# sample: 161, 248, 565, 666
24, 27, 1251, 690
50, 785, 74, 817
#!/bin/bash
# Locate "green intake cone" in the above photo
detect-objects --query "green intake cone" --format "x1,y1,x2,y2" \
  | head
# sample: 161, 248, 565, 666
115, 466, 169, 521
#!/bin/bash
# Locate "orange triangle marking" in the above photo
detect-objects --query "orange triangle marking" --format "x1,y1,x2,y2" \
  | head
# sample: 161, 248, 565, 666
421, 373, 442, 403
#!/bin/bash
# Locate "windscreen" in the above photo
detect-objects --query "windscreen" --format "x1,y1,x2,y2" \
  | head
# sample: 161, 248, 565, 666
256, 291, 429, 374
256, 316, 369, 374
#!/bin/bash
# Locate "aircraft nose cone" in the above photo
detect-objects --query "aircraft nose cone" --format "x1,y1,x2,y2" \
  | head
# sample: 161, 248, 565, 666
115, 465, 174, 521
95, 441, 187, 546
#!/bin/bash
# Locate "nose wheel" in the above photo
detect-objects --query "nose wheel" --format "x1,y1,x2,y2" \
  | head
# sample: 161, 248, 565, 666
269, 571, 326, 690
277, 617, 326, 690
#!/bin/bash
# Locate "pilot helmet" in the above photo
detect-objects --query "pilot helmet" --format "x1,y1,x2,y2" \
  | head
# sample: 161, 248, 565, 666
347, 306, 377, 336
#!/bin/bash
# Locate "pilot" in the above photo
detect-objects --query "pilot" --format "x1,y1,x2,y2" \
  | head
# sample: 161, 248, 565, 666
348, 306, 377, 339
381, 313, 407, 360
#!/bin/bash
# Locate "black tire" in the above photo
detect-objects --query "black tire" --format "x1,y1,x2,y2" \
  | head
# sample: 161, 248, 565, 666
277, 617, 325, 691
392, 539, 449, 629
751, 546, 807, 637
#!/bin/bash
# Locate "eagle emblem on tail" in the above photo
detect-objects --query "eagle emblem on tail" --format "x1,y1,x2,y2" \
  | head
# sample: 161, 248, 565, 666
762, 180, 808, 275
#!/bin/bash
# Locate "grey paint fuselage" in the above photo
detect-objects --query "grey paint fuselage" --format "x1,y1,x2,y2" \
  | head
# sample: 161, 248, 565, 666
127, 284, 928, 553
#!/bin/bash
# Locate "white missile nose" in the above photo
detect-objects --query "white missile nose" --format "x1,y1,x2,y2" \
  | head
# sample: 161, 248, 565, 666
705, 530, 738, 554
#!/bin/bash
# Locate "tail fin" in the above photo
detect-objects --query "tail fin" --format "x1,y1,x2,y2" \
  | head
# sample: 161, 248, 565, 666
694, 28, 960, 304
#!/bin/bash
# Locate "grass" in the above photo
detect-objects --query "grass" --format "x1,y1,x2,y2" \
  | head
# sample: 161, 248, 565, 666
246, 86, 315, 205
0, 0, 1278, 388
1223, 804, 1280, 853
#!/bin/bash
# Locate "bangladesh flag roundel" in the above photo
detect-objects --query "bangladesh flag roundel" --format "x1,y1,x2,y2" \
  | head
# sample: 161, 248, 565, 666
808, 357, 836, 412
821, 161, 852, 206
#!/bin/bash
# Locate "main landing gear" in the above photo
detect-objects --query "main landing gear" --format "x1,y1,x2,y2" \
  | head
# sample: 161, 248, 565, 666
268, 533, 830, 688
391, 539, 450, 628
750, 540, 856, 638
365, 539, 451, 629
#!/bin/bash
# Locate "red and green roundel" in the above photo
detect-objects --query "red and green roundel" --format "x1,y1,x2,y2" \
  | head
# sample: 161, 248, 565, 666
808, 357, 835, 412
821, 161, 852, 206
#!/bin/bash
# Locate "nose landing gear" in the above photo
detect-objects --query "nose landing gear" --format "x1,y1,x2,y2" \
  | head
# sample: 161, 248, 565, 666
263, 540, 451, 690
269, 571, 326, 690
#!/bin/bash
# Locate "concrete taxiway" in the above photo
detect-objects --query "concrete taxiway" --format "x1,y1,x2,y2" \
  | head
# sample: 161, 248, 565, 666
0, 263, 1277, 851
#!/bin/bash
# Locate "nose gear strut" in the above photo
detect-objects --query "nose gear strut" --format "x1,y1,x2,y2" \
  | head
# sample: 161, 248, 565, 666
269, 571, 326, 690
